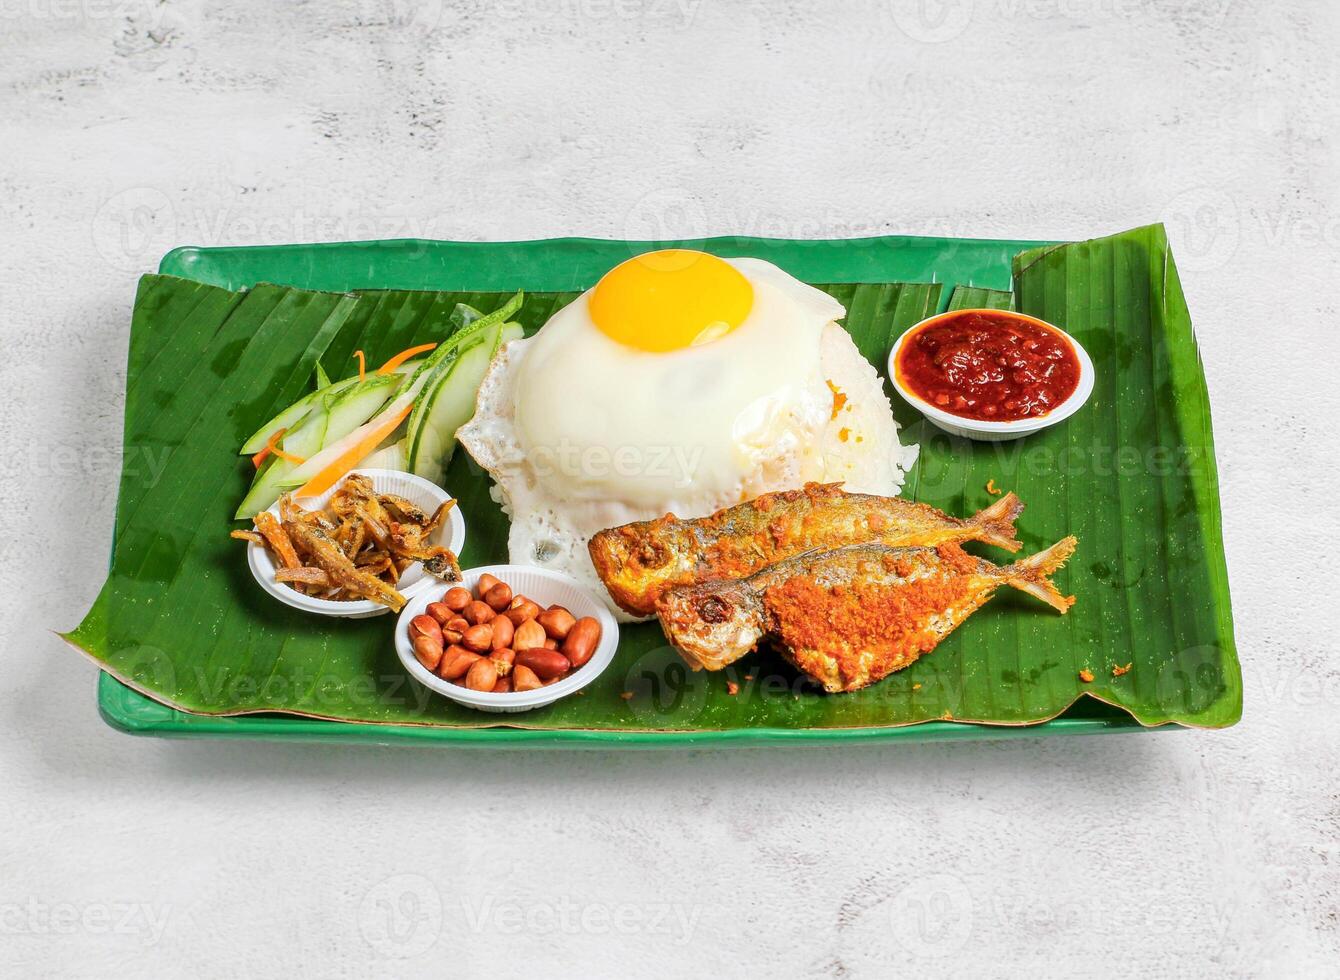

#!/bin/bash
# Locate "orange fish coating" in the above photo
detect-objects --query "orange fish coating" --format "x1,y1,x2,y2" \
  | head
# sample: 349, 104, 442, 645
589, 483, 1025, 617
656, 538, 1076, 691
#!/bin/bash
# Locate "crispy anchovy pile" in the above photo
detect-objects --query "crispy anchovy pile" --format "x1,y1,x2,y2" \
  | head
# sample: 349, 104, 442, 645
231, 474, 460, 611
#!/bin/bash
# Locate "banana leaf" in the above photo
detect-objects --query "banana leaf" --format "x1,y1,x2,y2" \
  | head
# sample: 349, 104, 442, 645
66, 225, 1239, 733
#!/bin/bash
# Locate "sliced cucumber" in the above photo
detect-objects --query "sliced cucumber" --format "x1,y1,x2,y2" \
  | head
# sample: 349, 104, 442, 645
361, 437, 408, 472
237, 360, 422, 455
405, 292, 524, 390
407, 321, 522, 481
235, 375, 402, 514
320, 374, 401, 448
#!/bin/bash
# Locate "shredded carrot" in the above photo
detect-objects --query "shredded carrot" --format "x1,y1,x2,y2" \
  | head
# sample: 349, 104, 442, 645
254, 427, 306, 466
354, 350, 366, 381
252, 428, 305, 467
377, 342, 436, 375
986, 478, 1002, 496
251, 427, 285, 468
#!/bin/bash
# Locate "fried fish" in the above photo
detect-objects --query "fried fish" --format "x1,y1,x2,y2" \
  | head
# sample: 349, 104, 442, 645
589, 483, 1024, 617
656, 537, 1076, 692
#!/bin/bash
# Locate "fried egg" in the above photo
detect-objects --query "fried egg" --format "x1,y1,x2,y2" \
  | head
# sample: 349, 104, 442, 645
457, 250, 918, 616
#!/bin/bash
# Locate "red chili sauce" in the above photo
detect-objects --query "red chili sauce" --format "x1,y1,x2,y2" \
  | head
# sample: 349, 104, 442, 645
896, 311, 1080, 421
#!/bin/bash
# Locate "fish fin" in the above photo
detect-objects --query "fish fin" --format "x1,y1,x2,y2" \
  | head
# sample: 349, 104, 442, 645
969, 492, 1025, 552
1004, 535, 1077, 613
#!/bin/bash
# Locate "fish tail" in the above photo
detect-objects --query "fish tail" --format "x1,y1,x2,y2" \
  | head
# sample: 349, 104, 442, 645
969, 492, 1025, 552
1004, 536, 1077, 613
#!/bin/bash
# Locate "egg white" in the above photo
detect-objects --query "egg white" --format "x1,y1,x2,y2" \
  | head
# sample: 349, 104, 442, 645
456, 257, 918, 617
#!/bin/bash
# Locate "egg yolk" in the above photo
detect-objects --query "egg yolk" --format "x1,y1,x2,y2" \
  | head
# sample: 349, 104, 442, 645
589, 249, 754, 352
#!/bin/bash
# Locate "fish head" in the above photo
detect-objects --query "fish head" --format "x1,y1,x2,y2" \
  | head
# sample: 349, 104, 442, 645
655, 581, 762, 672
588, 515, 697, 614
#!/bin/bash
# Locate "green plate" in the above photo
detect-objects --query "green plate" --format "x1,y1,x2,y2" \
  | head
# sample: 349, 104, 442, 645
91, 233, 1234, 745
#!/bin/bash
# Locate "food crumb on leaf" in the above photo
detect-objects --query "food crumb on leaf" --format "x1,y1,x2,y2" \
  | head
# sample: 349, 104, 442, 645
912, 682, 922, 691
1079, 668, 1095, 683
986, 478, 1002, 496
1112, 662, 1133, 677
619, 691, 633, 700
726, 681, 739, 696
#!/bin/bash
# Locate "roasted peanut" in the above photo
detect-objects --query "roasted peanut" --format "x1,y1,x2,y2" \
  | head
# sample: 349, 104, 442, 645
462, 623, 493, 652
409, 615, 443, 646
464, 600, 494, 625
443, 586, 472, 612
446, 616, 470, 633
437, 646, 478, 680
543, 637, 558, 650
536, 607, 576, 641
476, 573, 502, 594
511, 664, 542, 692
412, 633, 444, 671
465, 657, 498, 692
489, 649, 514, 676
492, 676, 512, 694
490, 614, 514, 650
512, 618, 546, 651
515, 647, 571, 681
561, 616, 601, 669
426, 601, 454, 626
483, 581, 513, 611
505, 596, 541, 625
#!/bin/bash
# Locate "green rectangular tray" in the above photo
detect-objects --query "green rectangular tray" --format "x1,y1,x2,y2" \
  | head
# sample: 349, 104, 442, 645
96, 233, 1181, 746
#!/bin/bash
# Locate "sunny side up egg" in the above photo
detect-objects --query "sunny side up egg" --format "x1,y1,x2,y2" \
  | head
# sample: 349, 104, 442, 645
457, 250, 919, 618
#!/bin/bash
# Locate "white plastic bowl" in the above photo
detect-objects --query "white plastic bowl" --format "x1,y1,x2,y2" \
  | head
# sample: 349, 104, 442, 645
246, 468, 466, 619
888, 308, 1095, 442
394, 565, 620, 713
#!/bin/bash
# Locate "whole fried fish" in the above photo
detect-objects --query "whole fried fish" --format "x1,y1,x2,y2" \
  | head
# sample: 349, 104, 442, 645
589, 483, 1024, 617
656, 537, 1076, 693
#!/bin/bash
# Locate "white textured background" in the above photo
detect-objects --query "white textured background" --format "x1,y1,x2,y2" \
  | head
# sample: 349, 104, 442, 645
2, 1, 1337, 976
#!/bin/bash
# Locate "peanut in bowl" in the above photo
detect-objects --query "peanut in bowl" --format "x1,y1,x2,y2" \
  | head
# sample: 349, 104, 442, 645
393, 565, 620, 713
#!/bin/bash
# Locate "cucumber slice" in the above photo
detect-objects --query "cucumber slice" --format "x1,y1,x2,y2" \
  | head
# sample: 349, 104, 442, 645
318, 374, 401, 451
237, 361, 422, 454
407, 322, 522, 481
235, 375, 402, 514
405, 292, 523, 389
361, 437, 408, 472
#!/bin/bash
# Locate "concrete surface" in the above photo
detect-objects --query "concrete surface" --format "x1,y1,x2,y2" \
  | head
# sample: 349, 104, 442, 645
2, 1, 1337, 976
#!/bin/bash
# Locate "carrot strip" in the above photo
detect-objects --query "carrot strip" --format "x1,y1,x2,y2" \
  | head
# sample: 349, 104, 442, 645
354, 350, 366, 381
251, 427, 286, 468
377, 343, 436, 375
293, 401, 413, 499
